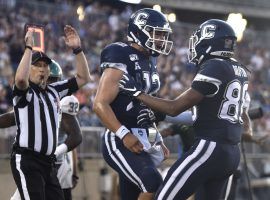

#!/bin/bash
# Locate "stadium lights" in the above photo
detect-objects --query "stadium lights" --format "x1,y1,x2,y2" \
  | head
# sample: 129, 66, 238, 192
79, 14, 85, 21
77, 6, 84, 15
168, 13, 176, 23
77, 5, 85, 21
153, 4, 161, 12
153, 5, 176, 23
119, 0, 141, 4
226, 13, 247, 42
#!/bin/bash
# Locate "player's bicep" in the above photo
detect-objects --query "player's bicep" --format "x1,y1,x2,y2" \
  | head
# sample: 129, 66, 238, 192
61, 113, 80, 135
94, 68, 124, 104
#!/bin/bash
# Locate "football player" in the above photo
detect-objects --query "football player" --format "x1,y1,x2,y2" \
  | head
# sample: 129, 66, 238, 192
1, 60, 82, 200
93, 8, 172, 200
119, 19, 250, 200
56, 95, 80, 200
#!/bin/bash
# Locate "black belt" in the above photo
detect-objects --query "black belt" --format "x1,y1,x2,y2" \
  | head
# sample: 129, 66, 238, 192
12, 147, 56, 163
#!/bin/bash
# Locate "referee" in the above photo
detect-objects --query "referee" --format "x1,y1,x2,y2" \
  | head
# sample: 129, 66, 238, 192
10, 25, 91, 200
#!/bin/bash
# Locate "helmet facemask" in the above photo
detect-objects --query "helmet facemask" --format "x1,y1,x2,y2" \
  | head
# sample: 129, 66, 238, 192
188, 31, 199, 63
127, 8, 173, 56
188, 30, 208, 64
143, 25, 173, 55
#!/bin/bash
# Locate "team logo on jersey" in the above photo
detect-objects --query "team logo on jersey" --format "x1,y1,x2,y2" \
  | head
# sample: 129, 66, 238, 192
129, 54, 139, 61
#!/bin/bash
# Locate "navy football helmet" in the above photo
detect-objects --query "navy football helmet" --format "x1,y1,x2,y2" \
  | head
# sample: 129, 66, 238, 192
127, 8, 173, 56
188, 19, 237, 64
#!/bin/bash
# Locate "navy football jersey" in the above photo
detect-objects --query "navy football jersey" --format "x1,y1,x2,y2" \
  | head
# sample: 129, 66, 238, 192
191, 58, 249, 144
100, 42, 160, 128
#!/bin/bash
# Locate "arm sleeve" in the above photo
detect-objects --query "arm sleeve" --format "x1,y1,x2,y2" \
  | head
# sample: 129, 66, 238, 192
12, 85, 32, 107
191, 60, 224, 97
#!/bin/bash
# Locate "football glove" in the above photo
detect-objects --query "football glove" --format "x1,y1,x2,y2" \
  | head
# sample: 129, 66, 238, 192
137, 108, 156, 128
119, 73, 143, 97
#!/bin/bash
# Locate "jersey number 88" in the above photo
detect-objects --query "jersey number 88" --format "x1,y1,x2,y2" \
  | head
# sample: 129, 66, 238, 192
218, 81, 248, 123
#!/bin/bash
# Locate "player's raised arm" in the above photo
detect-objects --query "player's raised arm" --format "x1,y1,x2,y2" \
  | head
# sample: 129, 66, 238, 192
63, 25, 91, 88
15, 30, 34, 90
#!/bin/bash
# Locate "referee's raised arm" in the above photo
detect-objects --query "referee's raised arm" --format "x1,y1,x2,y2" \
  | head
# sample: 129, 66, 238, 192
14, 29, 33, 91
63, 25, 91, 88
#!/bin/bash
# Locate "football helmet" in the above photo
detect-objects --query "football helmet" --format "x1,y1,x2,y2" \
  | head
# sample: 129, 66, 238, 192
60, 95, 80, 115
49, 59, 63, 79
188, 19, 237, 64
127, 8, 173, 56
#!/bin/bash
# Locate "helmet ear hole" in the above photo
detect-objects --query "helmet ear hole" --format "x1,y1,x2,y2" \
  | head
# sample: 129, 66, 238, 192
224, 38, 234, 49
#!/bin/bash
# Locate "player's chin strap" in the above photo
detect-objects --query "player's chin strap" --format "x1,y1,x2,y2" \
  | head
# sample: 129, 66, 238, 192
241, 141, 254, 200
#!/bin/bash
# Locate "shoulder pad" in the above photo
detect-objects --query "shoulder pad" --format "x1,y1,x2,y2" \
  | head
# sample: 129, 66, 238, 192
100, 42, 129, 73
60, 95, 80, 115
200, 58, 230, 76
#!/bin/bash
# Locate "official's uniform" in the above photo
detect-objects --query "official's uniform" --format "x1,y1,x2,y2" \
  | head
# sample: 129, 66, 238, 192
100, 42, 163, 199
11, 78, 78, 200
156, 58, 249, 200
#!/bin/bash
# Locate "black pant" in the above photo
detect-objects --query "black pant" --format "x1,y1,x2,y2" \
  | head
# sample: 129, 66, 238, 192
10, 149, 64, 200
63, 188, 72, 200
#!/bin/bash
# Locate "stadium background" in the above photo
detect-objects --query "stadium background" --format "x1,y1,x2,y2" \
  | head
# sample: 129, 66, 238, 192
0, 0, 270, 199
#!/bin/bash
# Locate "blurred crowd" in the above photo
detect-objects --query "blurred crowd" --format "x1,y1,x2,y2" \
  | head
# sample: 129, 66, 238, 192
0, 0, 270, 134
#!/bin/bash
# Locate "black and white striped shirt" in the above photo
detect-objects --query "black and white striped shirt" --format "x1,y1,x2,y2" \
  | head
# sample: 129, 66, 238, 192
12, 77, 78, 156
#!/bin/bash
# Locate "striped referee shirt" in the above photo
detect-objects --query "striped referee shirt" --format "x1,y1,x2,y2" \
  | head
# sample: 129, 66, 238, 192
12, 77, 78, 156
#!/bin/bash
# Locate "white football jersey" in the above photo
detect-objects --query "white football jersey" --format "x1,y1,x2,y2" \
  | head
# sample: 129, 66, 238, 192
60, 95, 80, 115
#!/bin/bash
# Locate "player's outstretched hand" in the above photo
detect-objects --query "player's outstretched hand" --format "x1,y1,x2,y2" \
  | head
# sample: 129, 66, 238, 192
64, 25, 81, 49
119, 73, 143, 97
122, 133, 144, 153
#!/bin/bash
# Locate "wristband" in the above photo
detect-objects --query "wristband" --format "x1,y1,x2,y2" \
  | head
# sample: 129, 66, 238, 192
25, 45, 32, 51
115, 125, 129, 139
54, 143, 68, 157
73, 47, 82, 55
